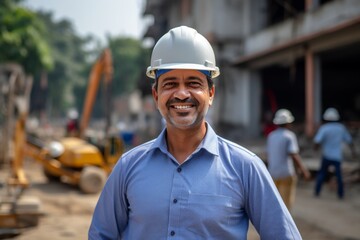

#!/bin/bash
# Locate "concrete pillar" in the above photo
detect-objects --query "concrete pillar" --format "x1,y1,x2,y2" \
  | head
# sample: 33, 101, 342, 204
248, 71, 262, 137
314, 56, 322, 127
305, 0, 313, 11
305, 47, 315, 137
306, 0, 321, 11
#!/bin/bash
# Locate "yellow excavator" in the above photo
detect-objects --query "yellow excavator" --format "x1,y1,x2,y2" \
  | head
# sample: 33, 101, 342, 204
0, 49, 123, 236
25, 48, 124, 194
1, 49, 123, 196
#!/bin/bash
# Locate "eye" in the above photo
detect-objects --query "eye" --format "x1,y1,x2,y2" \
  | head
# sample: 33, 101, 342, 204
162, 81, 177, 89
188, 81, 202, 88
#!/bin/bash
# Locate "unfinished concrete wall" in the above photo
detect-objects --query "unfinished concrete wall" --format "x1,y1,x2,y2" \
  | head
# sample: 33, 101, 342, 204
244, 0, 360, 55
212, 67, 262, 140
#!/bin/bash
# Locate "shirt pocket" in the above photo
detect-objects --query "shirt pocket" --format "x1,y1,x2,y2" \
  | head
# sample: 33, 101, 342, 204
183, 194, 241, 238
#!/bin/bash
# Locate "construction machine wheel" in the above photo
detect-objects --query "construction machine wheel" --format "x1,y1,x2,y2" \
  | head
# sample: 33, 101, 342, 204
79, 166, 107, 194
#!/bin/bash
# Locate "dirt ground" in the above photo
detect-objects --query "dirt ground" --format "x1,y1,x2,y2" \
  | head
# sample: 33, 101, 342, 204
1, 158, 360, 240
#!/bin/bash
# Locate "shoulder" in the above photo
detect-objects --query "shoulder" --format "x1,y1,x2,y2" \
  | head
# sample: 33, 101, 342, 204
282, 128, 295, 137
124, 139, 155, 154
216, 136, 266, 169
215, 137, 272, 190
217, 136, 257, 158
267, 129, 277, 139
272, 129, 296, 145
336, 122, 348, 130
116, 139, 157, 168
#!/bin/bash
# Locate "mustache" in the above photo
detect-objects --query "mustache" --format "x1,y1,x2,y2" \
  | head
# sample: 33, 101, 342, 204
166, 98, 198, 107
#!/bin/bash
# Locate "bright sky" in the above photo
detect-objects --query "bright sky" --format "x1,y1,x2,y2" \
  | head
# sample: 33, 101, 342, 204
23, 0, 150, 42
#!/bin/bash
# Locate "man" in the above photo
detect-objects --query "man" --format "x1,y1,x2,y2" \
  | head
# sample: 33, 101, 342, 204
267, 109, 311, 211
89, 26, 302, 239
314, 107, 356, 199
66, 108, 79, 137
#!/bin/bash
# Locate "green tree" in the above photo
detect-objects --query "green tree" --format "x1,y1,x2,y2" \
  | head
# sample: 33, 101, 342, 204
78, 36, 151, 119
33, 11, 94, 117
0, 0, 53, 74
108, 37, 150, 96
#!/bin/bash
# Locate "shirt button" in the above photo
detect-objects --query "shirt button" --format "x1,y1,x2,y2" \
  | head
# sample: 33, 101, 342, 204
170, 230, 175, 236
173, 199, 178, 203
177, 167, 182, 173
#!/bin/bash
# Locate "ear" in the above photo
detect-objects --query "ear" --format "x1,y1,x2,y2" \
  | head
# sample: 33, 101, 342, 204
152, 87, 158, 106
208, 85, 215, 106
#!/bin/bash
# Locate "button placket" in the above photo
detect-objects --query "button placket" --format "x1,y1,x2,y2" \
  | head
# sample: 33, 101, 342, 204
168, 165, 186, 239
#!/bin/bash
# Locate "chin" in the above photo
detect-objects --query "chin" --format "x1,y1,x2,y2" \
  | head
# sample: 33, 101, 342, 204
169, 117, 202, 129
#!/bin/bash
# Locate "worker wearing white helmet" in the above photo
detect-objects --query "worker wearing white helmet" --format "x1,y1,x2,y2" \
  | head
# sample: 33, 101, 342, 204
323, 107, 340, 121
146, 25, 219, 94
66, 108, 79, 137
146, 25, 220, 79
314, 107, 356, 199
89, 26, 301, 239
67, 108, 79, 120
267, 109, 311, 211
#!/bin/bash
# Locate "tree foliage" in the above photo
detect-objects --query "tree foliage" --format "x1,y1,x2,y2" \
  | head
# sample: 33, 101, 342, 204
0, 0, 53, 74
108, 37, 151, 96
75, 37, 151, 119
34, 11, 92, 115
1, 0, 151, 120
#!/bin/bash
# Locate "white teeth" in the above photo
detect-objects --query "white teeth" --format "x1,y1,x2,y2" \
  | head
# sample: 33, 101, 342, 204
174, 105, 191, 109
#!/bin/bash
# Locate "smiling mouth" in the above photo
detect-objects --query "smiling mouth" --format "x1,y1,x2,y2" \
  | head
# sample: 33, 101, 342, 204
172, 105, 193, 110
167, 98, 198, 110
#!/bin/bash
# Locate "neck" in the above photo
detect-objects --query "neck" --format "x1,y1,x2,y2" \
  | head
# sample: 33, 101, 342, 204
166, 122, 207, 164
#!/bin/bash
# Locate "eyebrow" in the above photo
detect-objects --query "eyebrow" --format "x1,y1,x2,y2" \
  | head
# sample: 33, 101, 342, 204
187, 76, 204, 81
161, 76, 177, 81
161, 75, 204, 82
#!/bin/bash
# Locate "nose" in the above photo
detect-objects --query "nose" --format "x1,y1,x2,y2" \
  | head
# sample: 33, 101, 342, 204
173, 84, 190, 100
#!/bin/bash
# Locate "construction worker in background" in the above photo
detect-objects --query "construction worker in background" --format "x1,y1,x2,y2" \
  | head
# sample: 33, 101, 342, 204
314, 107, 356, 199
89, 26, 302, 239
267, 109, 311, 211
66, 108, 79, 137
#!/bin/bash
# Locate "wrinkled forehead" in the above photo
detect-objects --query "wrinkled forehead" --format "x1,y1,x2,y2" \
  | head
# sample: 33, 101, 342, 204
156, 69, 211, 80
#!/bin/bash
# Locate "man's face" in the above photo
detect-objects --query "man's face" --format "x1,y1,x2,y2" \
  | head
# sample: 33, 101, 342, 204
152, 69, 215, 130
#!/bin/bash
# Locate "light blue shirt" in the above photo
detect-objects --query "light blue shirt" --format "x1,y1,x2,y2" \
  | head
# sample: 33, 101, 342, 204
314, 122, 352, 161
267, 128, 299, 179
89, 124, 301, 239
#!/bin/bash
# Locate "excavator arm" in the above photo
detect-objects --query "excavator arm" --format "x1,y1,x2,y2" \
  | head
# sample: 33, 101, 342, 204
79, 48, 113, 138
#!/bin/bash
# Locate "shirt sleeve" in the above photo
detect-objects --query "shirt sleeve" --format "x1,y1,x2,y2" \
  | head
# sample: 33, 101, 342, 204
88, 160, 128, 240
342, 125, 352, 144
245, 156, 302, 239
314, 127, 324, 144
288, 132, 299, 154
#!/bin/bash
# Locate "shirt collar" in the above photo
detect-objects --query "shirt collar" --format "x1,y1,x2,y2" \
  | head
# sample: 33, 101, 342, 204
149, 122, 219, 156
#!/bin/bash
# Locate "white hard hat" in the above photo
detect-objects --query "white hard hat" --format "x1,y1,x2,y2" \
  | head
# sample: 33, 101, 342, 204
146, 26, 220, 79
47, 141, 65, 158
273, 109, 295, 125
323, 108, 340, 121
68, 109, 78, 119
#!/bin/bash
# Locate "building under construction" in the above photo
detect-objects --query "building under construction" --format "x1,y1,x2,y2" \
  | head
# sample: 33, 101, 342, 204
142, 0, 360, 141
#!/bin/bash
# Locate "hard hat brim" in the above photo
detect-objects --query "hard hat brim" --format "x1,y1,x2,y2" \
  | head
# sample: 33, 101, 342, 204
146, 63, 220, 79
273, 116, 294, 125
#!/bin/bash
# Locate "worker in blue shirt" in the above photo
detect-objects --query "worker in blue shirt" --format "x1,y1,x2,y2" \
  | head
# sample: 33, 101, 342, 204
314, 107, 356, 199
89, 26, 302, 239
